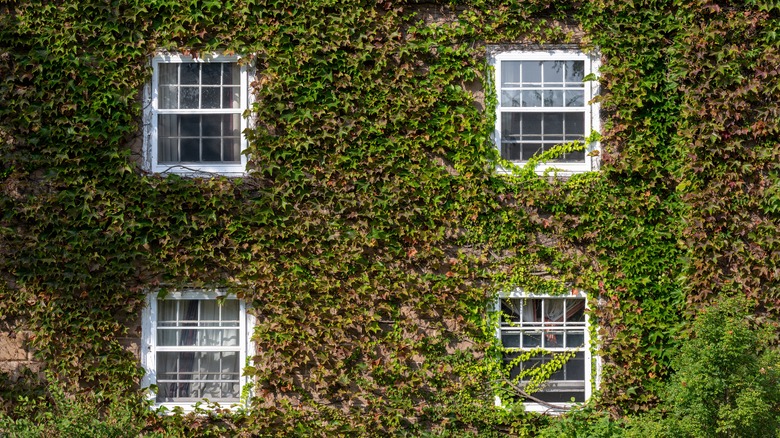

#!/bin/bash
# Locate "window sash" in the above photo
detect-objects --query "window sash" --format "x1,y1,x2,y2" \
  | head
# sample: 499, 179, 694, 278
141, 291, 250, 407
147, 54, 249, 174
492, 50, 598, 170
497, 294, 591, 404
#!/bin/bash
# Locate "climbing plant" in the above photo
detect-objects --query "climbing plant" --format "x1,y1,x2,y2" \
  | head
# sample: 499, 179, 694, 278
1, 0, 779, 435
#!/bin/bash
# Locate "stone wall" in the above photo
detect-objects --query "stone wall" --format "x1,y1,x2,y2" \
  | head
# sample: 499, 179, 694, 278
0, 331, 39, 380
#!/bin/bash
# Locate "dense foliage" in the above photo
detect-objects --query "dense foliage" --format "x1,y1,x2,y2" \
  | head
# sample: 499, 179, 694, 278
1, 0, 779, 435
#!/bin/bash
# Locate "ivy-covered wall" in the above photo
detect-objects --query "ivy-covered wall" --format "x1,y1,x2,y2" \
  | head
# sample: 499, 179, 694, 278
1, 0, 779, 435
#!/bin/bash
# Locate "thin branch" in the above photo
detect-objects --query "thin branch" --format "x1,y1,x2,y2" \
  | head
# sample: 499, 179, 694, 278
501, 378, 570, 412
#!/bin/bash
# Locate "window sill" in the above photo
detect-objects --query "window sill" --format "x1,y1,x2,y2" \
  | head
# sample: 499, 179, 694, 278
523, 402, 579, 414
149, 164, 248, 177
496, 160, 598, 176
150, 400, 248, 414
493, 396, 580, 415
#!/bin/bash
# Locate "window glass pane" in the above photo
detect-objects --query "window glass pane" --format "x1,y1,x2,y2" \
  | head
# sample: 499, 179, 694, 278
565, 90, 584, 107
202, 139, 221, 162
522, 113, 542, 138
226, 114, 241, 137
201, 63, 222, 85
521, 61, 542, 86
158, 115, 179, 163
201, 87, 220, 109
180, 115, 200, 137
566, 332, 585, 348
200, 300, 220, 326
202, 383, 220, 398
157, 352, 178, 380
222, 383, 240, 399
561, 150, 585, 162
501, 113, 521, 138
201, 351, 220, 380
159, 63, 178, 85
186, 383, 201, 399
221, 329, 240, 347
567, 353, 585, 380
223, 64, 240, 85
223, 87, 240, 109
199, 328, 222, 346
221, 352, 239, 376
221, 300, 240, 322
501, 298, 522, 324
180, 63, 200, 85
502, 143, 521, 161
158, 138, 178, 163
181, 139, 200, 162
566, 298, 586, 321
201, 115, 221, 137
544, 90, 563, 107
502, 332, 520, 348
179, 329, 198, 346
544, 113, 564, 137
521, 143, 542, 160
158, 300, 178, 323
564, 113, 585, 139
180, 87, 199, 109
543, 298, 567, 322
159, 85, 178, 109
522, 90, 542, 107
566, 61, 585, 84
543, 331, 565, 348
523, 299, 541, 323
543, 61, 564, 84
523, 332, 542, 348
158, 114, 177, 139
549, 364, 566, 381
501, 90, 522, 107
158, 329, 178, 346
223, 139, 240, 163
501, 61, 522, 87
157, 382, 177, 401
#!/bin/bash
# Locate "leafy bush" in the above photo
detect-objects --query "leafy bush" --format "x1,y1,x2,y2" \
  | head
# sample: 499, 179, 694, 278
0, 373, 147, 437
536, 405, 624, 438
618, 296, 780, 438
660, 296, 780, 437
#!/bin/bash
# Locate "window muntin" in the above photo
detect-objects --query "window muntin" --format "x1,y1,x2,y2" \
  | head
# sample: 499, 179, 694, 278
155, 299, 241, 402
147, 54, 249, 175
141, 291, 252, 408
499, 295, 590, 404
494, 51, 598, 173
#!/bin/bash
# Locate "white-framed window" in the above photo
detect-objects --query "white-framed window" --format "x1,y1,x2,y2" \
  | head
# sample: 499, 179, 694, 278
496, 290, 593, 411
141, 290, 254, 409
144, 53, 250, 175
492, 50, 600, 174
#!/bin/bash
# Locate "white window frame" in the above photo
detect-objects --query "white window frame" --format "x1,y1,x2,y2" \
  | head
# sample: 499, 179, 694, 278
491, 49, 600, 175
494, 289, 594, 413
140, 290, 254, 411
143, 53, 250, 176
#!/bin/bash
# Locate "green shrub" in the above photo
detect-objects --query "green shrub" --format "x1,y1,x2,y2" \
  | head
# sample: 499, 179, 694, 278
0, 373, 147, 437
622, 296, 780, 438
536, 405, 624, 438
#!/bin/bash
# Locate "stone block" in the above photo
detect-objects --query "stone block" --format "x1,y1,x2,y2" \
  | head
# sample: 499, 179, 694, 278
0, 333, 27, 361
